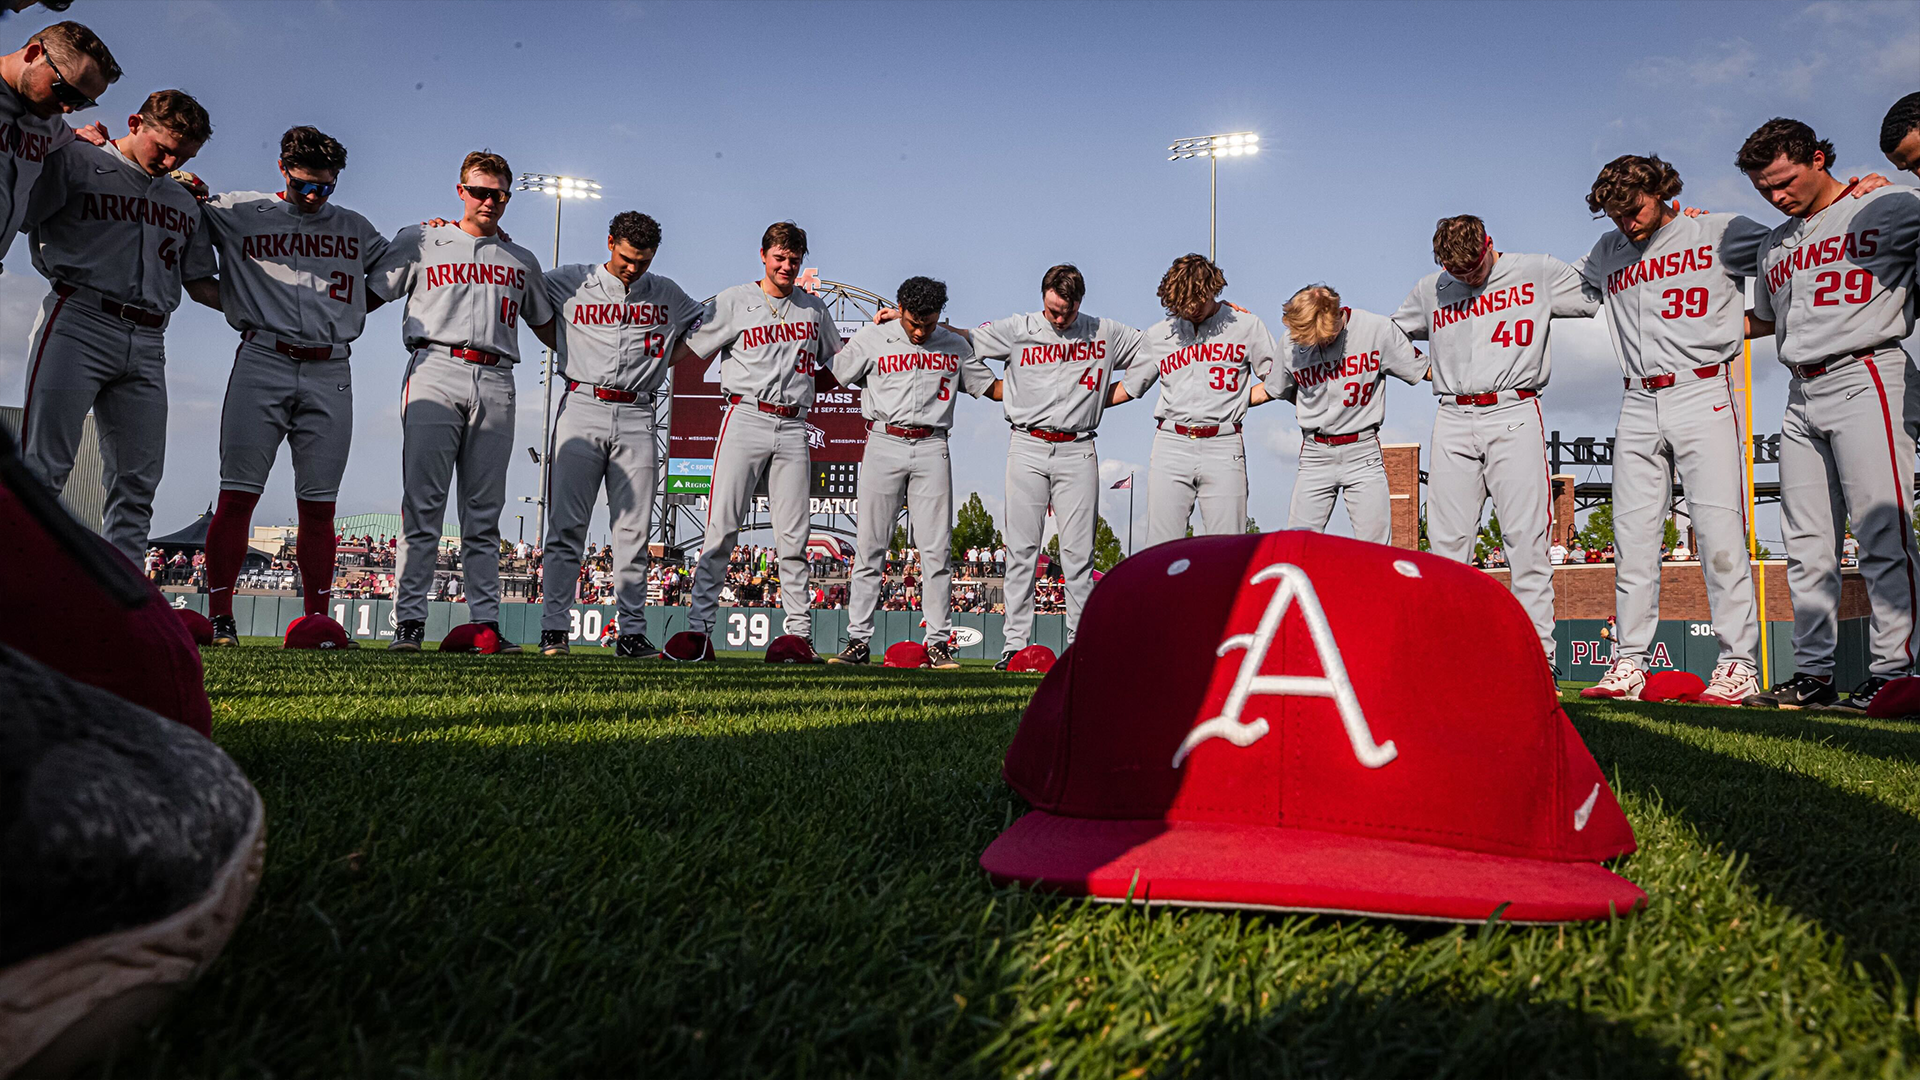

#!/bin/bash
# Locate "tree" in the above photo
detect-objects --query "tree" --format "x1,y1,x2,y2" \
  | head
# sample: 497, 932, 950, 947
951, 492, 1002, 563
1045, 515, 1127, 572
890, 523, 909, 551
1576, 502, 1614, 551
1246, 515, 1260, 534
1474, 513, 1505, 563
1664, 515, 1681, 551
1417, 513, 1431, 552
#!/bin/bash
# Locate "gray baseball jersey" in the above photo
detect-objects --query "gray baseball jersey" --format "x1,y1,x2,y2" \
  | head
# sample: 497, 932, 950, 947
0, 79, 71, 263
366, 223, 555, 361
1754, 184, 1920, 365
544, 263, 701, 392
1391, 252, 1598, 395
1271, 308, 1426, 435
1124, 305, 1279, 426
22, 138, 215, 311
683, 282, 839, 408
199, 191, 389, 346
971, 311, 1143, 432
831, 321, 992, 430
1574, 213, 1771, 378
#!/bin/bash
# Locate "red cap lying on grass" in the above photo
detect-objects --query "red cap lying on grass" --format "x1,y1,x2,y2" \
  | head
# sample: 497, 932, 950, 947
981, 531, 1644, 925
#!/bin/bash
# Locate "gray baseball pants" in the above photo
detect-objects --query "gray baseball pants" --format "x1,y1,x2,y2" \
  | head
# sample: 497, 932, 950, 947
19, 287, 169, 564
541, 386, 659, 638
1779, 349, 1918, 680
687, 401, 812, 637
1003, 432, 1097, 652
847, 429, 953, 645
1146, 427, 1245, 547
1288, 432, 1391, 545
1611, 372, 1758, 670
394, 346, 515, 625
219, 336, 353, 500
1427, 395, 1556, 663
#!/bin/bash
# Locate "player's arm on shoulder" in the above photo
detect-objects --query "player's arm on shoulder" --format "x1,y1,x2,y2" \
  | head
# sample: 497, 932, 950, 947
1849, 173, 1894, 196
1717, 215, 1771, 279
1389, 285, 1429, 341
183, 276, 222, 312
364, 225, 424, 303
1547, 257, 1601, 318
679, 294, 730, 361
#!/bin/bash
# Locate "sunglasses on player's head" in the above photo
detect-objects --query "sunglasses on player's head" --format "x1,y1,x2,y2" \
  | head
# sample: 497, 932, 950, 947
461, 184, 510, 204
40, 45, 96, 111
285, 176, 336, 200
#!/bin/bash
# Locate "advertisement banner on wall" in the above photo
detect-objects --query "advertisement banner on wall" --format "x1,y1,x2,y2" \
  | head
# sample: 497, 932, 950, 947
665, 305, 870, 496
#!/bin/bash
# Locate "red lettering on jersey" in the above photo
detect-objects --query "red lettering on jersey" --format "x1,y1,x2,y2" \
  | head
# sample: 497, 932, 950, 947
0, 122, 53, 163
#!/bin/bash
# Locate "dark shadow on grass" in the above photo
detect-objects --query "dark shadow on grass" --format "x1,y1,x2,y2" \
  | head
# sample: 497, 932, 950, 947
1604, 698, 1920, 767
1574, 707, 1920, 975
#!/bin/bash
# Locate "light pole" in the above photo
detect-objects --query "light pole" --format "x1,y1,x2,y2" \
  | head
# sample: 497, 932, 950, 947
1167, 132, 1259, 262
514, 172, 601, 549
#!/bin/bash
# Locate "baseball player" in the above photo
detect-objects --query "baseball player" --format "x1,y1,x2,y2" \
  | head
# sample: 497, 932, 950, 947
1271, 284, 1427, 544
667, 221, 838, 663
1884, 93, 1920, 178
1735, 119, 1920, 713
968, 264, 1142, 669
1108, 254, 1279, 546
1392, 215, 1600, 667
0, 22, 116, 264
1569, 154, 1773, 705
826, 275, 993, 669
17, 90, 215, 565
366, 150, 556, 653
536, 211, 701, 659
178, 126, 390, 648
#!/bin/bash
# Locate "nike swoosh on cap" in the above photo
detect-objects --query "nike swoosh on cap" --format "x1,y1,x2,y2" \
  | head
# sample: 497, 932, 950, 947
1574, 782, 1600, 831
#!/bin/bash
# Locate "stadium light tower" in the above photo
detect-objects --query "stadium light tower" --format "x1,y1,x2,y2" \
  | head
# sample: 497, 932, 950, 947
515, 172, 601, 549
1167, 132, 1259, 262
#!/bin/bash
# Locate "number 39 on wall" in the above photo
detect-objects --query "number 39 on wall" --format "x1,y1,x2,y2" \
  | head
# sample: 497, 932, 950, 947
727, 611, 771, 647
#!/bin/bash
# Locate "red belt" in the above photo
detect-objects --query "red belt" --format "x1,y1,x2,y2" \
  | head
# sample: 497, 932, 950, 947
1022, 426, 1087, 443
1629, 363, 1726, 390
1453, 389, 1538, 406
1158, 421, 1241, 439
55, 283, 164, 328
728, 394, 800, 417
451, 347, 502, 366
1795, 348, 1885, 380
871, 421, 935, 439
1310, 430, 1371, 446
569, 380, 640, 403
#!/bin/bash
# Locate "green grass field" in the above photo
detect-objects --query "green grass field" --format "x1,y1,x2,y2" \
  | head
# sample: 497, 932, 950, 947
114, 645, 1920, 1077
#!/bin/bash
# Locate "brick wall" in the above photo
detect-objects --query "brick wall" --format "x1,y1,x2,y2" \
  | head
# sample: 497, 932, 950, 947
1384, 443, 1421, 550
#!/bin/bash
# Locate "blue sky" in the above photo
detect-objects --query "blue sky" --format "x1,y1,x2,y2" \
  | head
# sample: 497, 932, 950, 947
1, 0, 1915, 548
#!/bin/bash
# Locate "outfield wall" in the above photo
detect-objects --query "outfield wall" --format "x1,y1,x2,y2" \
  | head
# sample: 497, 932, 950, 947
176, 591, 1863, 683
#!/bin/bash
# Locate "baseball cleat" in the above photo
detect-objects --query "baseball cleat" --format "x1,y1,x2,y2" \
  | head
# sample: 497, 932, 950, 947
1746, 672, 1837, 710
389, 620, 425, 652
765, 635, 826, 664
208, 614, 240, 647
615, 633, 660, 659
924, 640, 961, 669
994, 649, 1018, 672
1696, 660, 1760, 706
0, 646, 265, 1078
539, 630, 569, 656
663, 631, 716, 663
1830, 675, 1893, 715
1580, 658, 1645, 700
478, 622, 521, 654
828, 639, 870, 665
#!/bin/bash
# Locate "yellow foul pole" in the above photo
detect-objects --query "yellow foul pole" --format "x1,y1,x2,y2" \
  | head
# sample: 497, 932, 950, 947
1744, 336, 1770, 685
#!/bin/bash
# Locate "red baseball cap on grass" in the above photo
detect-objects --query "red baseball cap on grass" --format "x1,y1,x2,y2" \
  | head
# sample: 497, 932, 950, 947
1006, 644, 1056, 673
1639, 670, 1705, 703
981, 531, 1644, 924
1867, 675, 1920, 719
175, 607, 216, 646
883, 641, 929, 668
284, 613, 352, 650
765, 634, 824, 663
439, 622, 499, 654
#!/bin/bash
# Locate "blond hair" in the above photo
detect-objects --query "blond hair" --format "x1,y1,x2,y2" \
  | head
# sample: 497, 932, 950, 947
1281, 285, 1343, 348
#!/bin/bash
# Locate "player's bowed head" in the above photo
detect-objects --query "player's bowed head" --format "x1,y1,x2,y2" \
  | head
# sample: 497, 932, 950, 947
279, 126, 346, 215
1281, 283, 1344, 350
1432, 215, 1495, 288
759, 220, 808, 298
1736, 118, 1849, 221
0, 20, 117, 119
605, 211, 662, 288
119, 89, 210, 179
1880, 92, 1920, 178
456, 149, 513, 236
894, 275, 948, 346
1587, 155, 1685, 244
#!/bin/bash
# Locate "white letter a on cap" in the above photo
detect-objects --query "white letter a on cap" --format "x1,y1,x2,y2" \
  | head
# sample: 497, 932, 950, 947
1171, 563, 1398, 770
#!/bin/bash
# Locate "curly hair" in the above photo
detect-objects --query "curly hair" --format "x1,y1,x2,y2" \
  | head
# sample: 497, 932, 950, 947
460, 149, 511, 184
895, 276, 948, 318
139, 89, 211, 144
1736, 118, 1835, 173
1281, 285, 1343, 349
1431, 215, 1487, 269
1156, 254, 1226, 317
280, 126, 346, 173
761, 221, 808, 256
609, 211, 661, 252
1041, 264, 1085, 304
1587, 154, 1682, 217
1882, 92, 1920, 155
